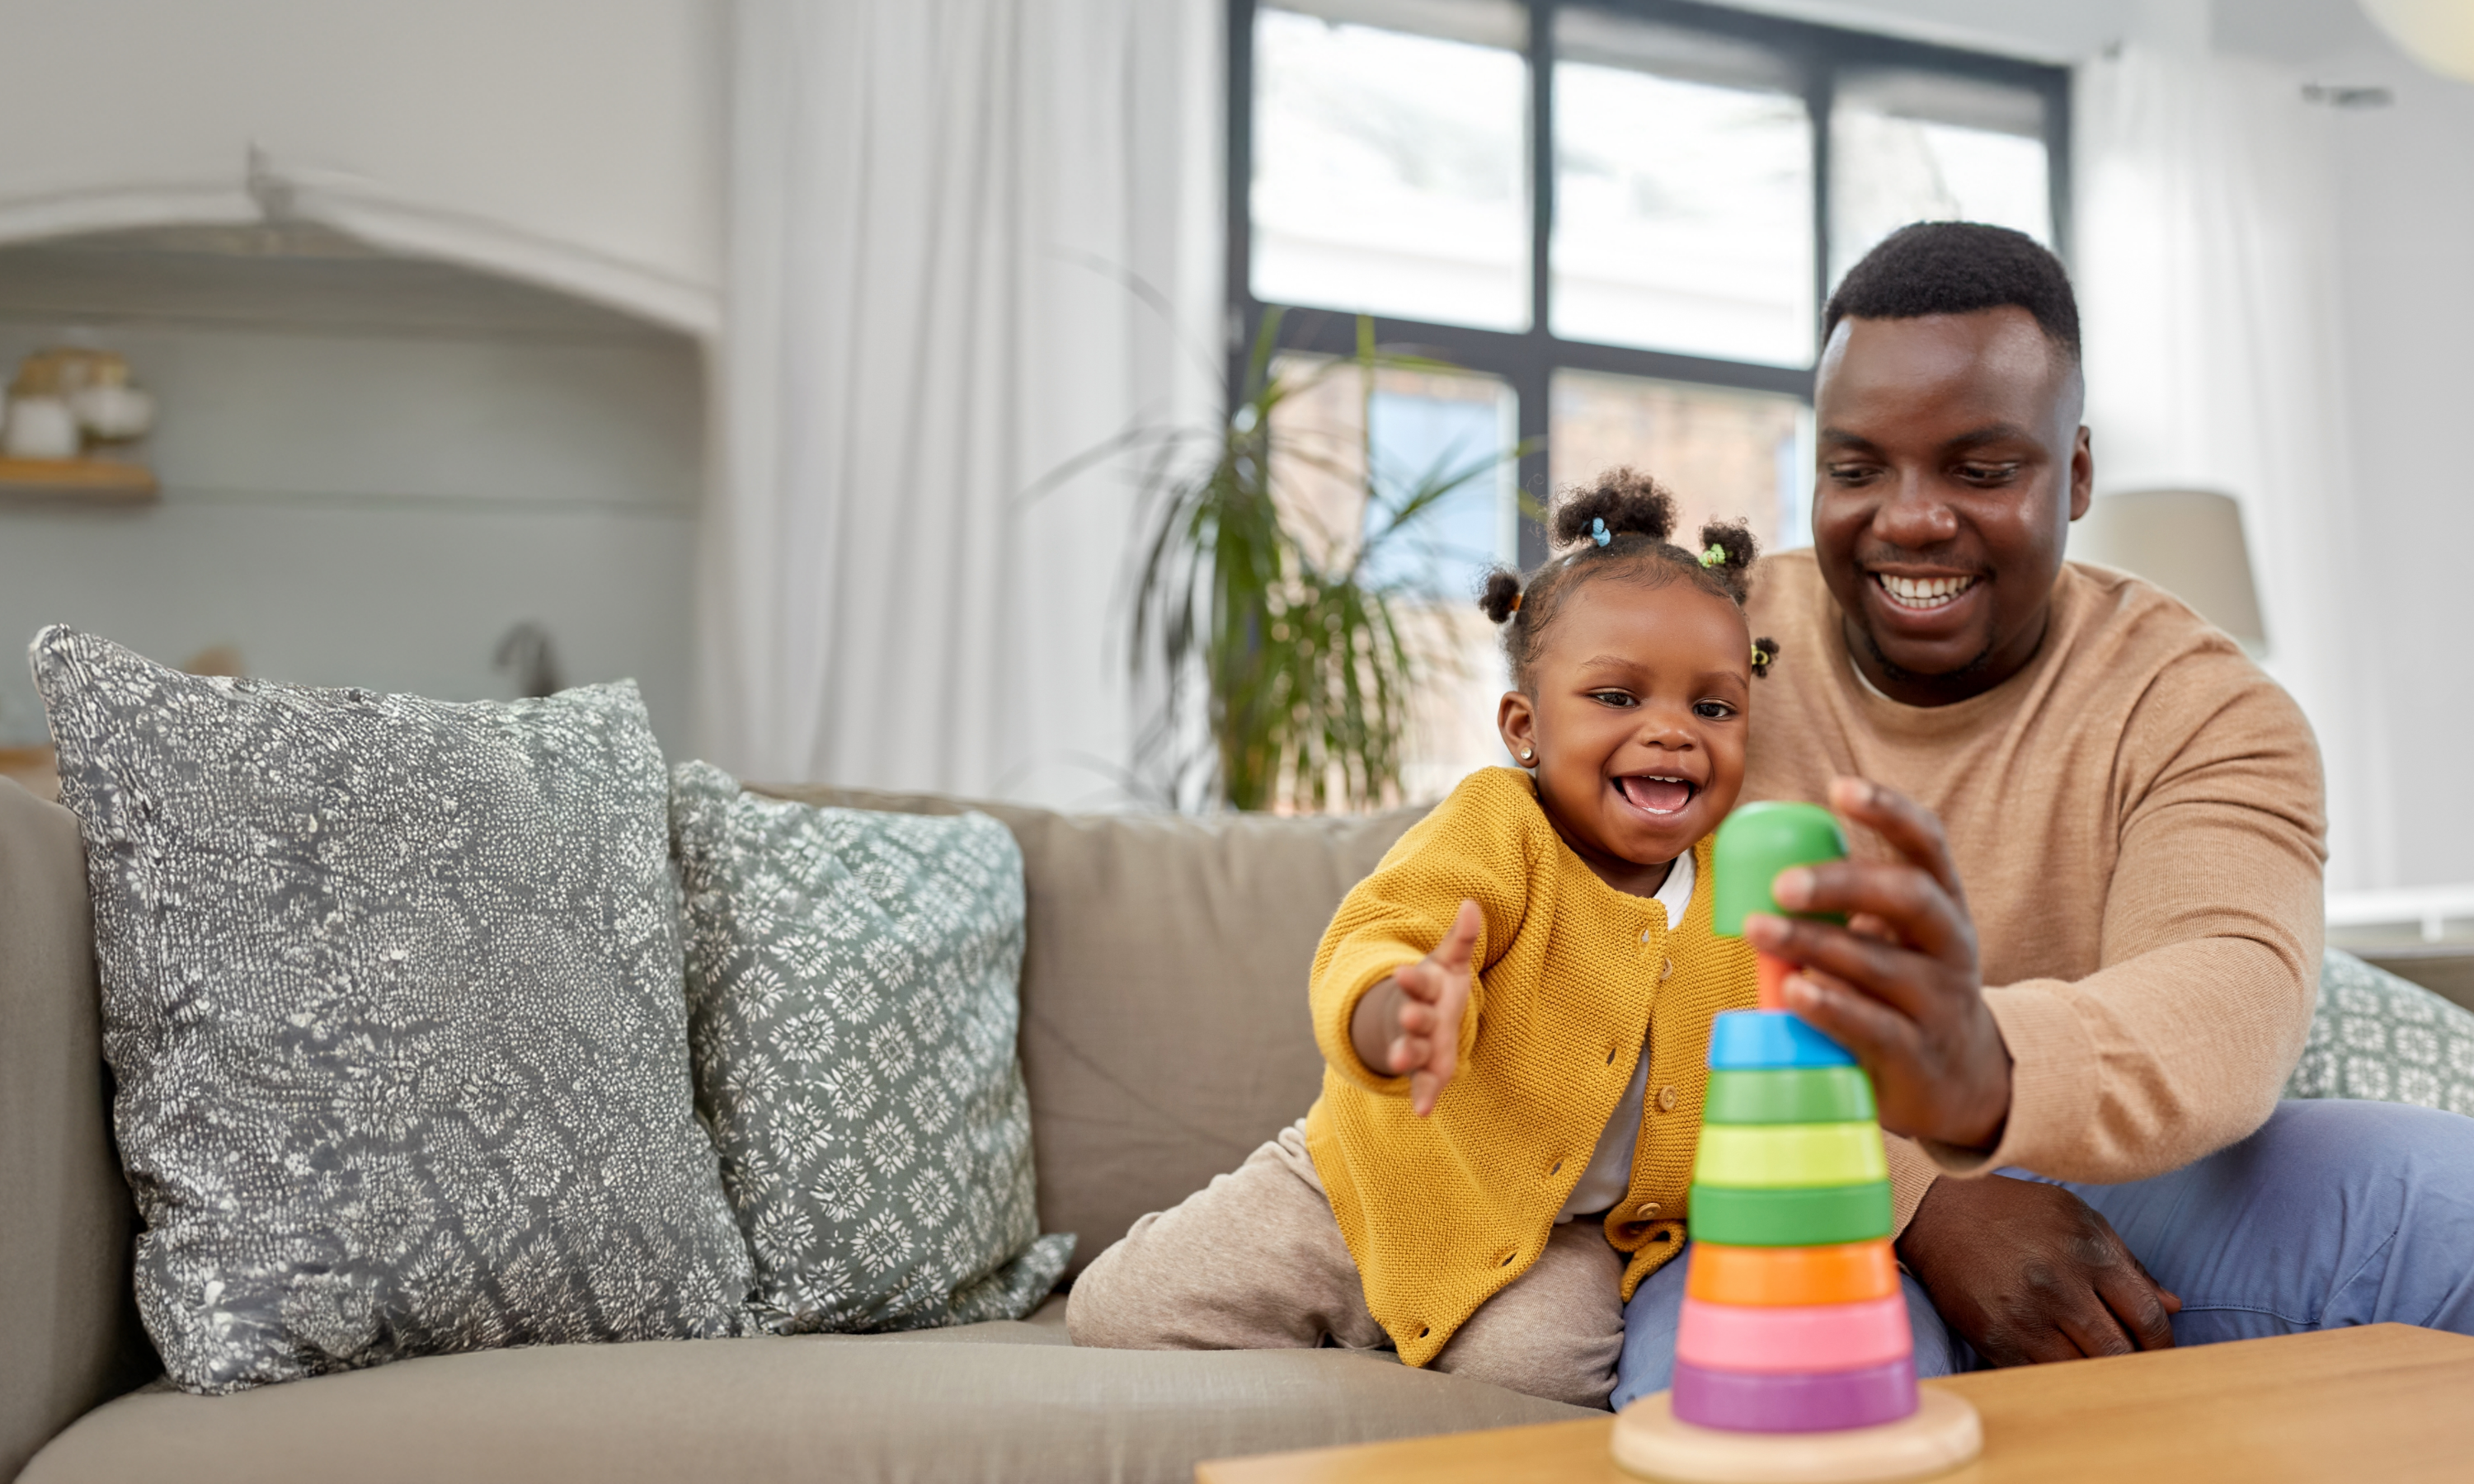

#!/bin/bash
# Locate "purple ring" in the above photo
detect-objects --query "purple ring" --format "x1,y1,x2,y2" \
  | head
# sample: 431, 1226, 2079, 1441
1670, 1356, 1919, 1433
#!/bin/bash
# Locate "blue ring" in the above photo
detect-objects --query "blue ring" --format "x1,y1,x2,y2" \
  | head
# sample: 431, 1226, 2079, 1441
1708, 1010, 1856, 1070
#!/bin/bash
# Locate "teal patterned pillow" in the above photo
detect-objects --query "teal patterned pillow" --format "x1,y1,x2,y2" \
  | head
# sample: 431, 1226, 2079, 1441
669, 762, 1071, 1333
2286, 949, 2474, 1116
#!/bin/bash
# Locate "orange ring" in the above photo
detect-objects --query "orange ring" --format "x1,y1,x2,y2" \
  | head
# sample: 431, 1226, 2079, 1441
1686, 1239, 1898, 1307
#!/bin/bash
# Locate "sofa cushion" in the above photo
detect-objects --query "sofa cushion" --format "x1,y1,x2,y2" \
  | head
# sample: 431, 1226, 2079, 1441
2287, 948, 2474, 1115
19, 1327, 1591, 1484
0, 780, 154, 1481
31, 629, 753, 1393
753, 787, 1423, 1275
670, 763, 1070, 1332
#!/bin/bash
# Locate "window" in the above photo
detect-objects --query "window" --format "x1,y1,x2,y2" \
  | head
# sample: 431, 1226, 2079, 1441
1263, 352, 1522, 801
1551, 12, 1815, 366
1252, 6, 1531, 329
1234, 0, 2067, 790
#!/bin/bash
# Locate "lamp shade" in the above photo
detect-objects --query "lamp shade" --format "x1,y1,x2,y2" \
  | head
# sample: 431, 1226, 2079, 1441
2067, 488, 2267, 651
2361, 0, 2474, 83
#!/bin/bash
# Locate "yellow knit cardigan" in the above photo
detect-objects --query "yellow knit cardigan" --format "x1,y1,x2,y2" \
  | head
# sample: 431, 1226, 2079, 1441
1303, 767, 1757, 1367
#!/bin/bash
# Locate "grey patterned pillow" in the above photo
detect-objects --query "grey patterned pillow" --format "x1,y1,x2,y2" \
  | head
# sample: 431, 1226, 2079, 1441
31, 627, 753, 1394
670, 762, 1071, 1333
2287, 948, 2474, 1115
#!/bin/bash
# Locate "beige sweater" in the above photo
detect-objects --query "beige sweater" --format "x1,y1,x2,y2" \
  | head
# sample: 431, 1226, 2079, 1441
1742, 552, 2326, 1235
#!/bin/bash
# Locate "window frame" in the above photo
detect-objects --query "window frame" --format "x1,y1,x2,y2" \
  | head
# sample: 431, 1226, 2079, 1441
1225, 0, 2072, 566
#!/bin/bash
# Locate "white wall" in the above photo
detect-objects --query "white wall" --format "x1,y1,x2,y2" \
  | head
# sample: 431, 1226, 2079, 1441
0, 0, 723, 758
1712, 0, 2145, 62
2293, 31, 2474, 888
0, 234, 703, 752
2159, 0, 2474, 888
0, 0, 725, 334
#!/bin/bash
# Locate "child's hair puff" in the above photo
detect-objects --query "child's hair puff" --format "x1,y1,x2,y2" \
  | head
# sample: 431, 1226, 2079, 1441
1480, 467, 1780, 688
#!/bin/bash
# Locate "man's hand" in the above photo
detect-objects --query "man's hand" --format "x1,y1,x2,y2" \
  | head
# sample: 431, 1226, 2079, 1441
1348, 899, 1480, 1116
1898, 1173, 2181, 1365
1744, 776, 2012, 1152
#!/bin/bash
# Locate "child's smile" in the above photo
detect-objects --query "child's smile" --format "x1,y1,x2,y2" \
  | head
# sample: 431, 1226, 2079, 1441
1615, 772, 1698, 816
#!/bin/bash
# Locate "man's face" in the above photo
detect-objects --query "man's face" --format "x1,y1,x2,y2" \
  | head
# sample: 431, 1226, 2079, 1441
1810, 307, 2093, 704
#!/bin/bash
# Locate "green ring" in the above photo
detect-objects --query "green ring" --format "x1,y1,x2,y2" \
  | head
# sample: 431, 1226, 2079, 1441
1703, 1067, 1877, 1125
1688, 1181, 1893, 1247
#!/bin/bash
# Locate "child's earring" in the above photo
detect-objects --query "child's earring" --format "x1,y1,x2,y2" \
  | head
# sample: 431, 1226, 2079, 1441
1518, 746, 1535, 763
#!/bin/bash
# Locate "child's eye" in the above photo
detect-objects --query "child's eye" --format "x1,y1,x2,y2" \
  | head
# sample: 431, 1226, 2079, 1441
1589, 690, 1637, 709
1694, 700, 1735, 720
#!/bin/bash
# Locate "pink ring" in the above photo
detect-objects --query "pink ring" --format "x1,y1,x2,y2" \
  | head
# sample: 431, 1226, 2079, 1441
1674, 1294, 1912, 1374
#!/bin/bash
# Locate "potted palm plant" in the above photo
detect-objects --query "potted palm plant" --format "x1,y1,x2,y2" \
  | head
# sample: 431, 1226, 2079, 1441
1122, 314, 1526, 813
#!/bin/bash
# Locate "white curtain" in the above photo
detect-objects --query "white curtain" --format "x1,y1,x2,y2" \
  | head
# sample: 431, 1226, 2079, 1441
702, 0, 1223, 806
2074, 41, 2395, 890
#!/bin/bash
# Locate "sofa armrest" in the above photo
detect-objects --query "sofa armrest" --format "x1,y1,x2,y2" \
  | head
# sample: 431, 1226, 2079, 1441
0, 778, 149, 1480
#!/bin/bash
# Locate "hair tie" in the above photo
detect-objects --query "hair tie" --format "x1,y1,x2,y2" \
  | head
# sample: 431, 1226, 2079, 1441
1507, 591, 1522, 614
1591, 517, 1611, 548
1699, 543, 1725, 568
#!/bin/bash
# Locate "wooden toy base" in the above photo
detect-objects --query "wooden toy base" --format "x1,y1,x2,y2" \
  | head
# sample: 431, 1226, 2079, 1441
1611, 1388, 1981, 1483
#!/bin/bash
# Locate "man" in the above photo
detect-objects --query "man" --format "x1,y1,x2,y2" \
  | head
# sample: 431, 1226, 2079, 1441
1613, 223, 2474, 1401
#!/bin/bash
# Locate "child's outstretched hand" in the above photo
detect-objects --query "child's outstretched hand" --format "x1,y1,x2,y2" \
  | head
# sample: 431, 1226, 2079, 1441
1348, 899, 1482, 1116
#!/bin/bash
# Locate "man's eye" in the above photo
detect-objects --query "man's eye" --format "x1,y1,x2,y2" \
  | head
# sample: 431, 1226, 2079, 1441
1590, 690, 1637, 708
1826, 463, 1878, 485
1958, 462, 2022, 484
1694, 701, 1735, 720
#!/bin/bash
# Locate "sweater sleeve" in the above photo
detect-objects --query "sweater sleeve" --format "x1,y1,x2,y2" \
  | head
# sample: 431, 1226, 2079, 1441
1919, 660, 2326, 1182
1885, 1135, 1939, 1240
1310, 771, 1540, 1095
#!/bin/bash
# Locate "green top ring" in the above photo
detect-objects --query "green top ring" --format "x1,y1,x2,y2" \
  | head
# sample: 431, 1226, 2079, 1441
1712, 801, 1849, 938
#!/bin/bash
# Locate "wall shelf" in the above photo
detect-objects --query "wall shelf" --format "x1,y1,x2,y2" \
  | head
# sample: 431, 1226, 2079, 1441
0, 457, 158, 503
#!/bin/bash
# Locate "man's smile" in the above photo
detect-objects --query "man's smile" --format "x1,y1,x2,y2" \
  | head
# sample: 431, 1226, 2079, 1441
1859, 558, 1993, 638
1875, 571, 1979, 611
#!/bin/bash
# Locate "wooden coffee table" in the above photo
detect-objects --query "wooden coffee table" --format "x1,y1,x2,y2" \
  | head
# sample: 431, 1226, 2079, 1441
1196, 1324, 2474, 1483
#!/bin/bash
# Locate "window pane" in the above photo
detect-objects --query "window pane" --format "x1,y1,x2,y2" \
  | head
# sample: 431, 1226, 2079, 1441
1550, 370, 1809, 552
1267, 351, 1519, 801
1252, 3, 1531, 331
1267, 352, 1517, 594
1551, 12, 1815, 367
1830, 69, 2051, 289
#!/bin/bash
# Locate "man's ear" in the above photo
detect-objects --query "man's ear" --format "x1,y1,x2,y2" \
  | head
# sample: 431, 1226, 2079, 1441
2067, 425, 2094, 522
1498, 690, 1536, 765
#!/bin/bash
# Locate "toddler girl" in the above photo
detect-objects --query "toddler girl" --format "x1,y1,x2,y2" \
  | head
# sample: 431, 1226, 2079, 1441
1068, 472, 1779, 1407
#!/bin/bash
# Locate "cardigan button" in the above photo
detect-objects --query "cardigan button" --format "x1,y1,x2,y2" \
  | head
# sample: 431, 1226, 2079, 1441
1661, 956, 1674, 980
1639, 1201, 1663, 1219
1657, 1085, 1678, 1113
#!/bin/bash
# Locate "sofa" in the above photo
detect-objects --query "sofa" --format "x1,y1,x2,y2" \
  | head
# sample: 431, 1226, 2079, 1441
0, 777, 1596, 1484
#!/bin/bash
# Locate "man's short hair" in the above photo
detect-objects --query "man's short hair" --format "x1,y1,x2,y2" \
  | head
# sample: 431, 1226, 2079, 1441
1823, 222, 2080, 364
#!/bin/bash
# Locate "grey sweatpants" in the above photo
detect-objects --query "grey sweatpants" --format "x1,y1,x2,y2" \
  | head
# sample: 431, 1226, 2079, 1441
1066, 1120, 1626, 1408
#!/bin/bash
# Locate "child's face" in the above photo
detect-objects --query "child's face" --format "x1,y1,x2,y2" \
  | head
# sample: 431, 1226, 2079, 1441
1496, 577, 1752, 874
